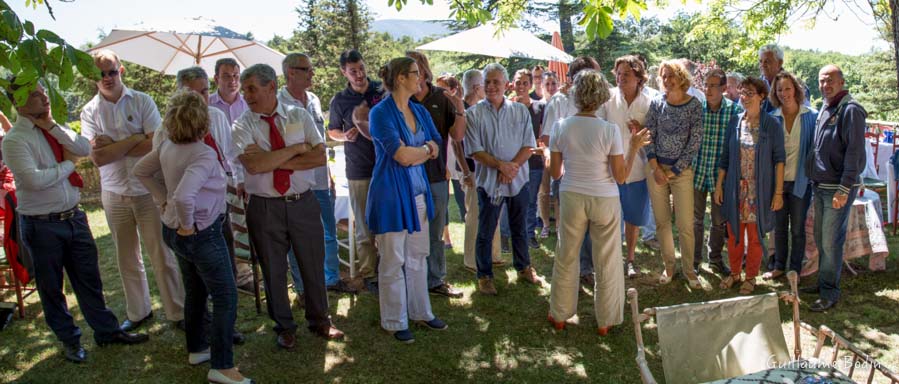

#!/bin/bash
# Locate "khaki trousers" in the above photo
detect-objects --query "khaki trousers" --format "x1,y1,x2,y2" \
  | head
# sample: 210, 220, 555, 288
647, 167, 695, 272
461, 181, 500, 270
102, 191, 184, 322
537, 169, 554, 228
348, 178, 379, 281
550, 191, 624, 327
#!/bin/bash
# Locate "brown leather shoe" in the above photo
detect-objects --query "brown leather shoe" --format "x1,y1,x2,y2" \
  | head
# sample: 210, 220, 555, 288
311, 325, 344, 340
276, 331, 296, 350
518, 266, 543, 286
477, 277, 497, 295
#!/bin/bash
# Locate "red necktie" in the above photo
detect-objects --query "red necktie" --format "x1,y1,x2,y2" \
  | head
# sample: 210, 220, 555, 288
203, 133, 226, 170
260, 114, 293, 195
39, 128, 84, 188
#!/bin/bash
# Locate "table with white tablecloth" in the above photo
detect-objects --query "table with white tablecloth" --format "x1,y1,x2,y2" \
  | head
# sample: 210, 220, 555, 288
801, 189, 889, 277
862, 139, 896, 224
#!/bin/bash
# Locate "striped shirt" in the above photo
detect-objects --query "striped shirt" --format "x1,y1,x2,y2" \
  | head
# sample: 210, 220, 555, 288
693, 98, 742, 192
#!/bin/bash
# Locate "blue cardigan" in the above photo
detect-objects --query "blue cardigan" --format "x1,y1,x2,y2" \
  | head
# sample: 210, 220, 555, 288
719, 112, 785, 246
365, 96, 442, 235
770, 106, 818, 199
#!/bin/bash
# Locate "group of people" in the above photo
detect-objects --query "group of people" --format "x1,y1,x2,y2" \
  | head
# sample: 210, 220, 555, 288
0, 40, 866, 382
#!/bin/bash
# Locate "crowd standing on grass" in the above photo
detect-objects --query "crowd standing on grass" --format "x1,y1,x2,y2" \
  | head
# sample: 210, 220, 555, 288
0, 41, 867, 383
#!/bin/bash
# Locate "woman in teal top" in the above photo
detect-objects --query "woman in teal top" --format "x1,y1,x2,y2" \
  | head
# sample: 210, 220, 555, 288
765, 71, 818, 278
366, 57, 447, 343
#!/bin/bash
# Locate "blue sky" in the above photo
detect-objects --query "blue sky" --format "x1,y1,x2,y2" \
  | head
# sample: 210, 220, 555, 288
8, 0, 888, 55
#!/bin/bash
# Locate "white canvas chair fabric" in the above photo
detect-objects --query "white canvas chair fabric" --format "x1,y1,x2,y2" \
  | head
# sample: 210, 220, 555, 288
654, 293, 791, 384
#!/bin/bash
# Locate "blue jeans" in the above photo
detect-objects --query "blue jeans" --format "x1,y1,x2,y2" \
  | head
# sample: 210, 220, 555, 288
579, 229, 594, 275
500, 205, 511, 238
813, 186, 857, 302
20, 209, 122, 346
162, 216, 236, 370
774, 182, 812, 273
641, 200, 657, 241
476, 186, 531, 278
451, 179, 466, 222
527, 169, 544, 239
289, 189, 340, 293
427, 181, 449, 288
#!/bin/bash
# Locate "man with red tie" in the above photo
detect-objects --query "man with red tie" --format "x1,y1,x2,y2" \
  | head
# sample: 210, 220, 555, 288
2, 81, 149, 363
232, 64, 344, 349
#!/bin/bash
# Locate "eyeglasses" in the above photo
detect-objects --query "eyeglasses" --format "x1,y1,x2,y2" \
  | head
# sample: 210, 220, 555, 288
291, 66, 313, 72
405, 70, 420, 77
740, 90, 758, 97
100, 70, 119, 78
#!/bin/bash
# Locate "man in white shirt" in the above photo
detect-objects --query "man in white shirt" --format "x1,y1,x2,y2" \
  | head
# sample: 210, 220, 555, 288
278, 53, 356, 301
232, 64, 344, 349
80, 50, 184, 332
4, 81, 149, 363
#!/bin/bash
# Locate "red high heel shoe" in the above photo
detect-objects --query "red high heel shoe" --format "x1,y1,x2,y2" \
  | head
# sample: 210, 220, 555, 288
597, 326, 613, 336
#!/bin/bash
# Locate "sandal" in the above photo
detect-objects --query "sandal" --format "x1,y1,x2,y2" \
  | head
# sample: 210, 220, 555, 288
685, 273, 703, 290
739, 279, 756, 295
659, 268, 675, 285
719, 275, 741, 290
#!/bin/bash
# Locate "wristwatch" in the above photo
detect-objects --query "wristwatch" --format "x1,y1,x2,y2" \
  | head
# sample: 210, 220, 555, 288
423, 144, 432, 155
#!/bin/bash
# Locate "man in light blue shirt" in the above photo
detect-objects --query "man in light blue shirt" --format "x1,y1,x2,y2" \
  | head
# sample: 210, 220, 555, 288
465, 63, 542, 295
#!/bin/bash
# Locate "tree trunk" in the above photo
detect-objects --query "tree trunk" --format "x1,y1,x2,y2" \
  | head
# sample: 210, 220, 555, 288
346, 0, 361, 50
891, 0, 899, 99
559, 0, 575, 53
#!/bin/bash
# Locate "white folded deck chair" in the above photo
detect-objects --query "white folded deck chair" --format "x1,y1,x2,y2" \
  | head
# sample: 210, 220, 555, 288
629, 272, 899, 384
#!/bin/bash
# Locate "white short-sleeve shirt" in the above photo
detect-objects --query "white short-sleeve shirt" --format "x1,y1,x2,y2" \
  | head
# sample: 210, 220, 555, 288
79, 87, 161, 196
550, 115, 623, 197
232, 102, 323, 197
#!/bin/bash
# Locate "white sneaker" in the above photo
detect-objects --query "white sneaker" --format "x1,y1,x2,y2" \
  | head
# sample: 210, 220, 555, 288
188, 348, 210, 365
207, 369, 254, 384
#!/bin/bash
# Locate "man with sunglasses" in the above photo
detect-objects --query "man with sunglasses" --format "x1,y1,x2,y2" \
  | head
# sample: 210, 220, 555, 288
80, 49, 185, 333
278, 53, 357, 306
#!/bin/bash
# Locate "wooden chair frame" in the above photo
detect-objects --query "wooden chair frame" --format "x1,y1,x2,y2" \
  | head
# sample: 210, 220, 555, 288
628, 272, 899, 384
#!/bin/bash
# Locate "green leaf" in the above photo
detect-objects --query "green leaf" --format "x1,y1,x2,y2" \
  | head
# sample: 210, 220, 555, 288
16, 39, 45, 76
0, 10, 23, 43
23, 20, 34, 36
13, 68, 39, 85
46, 80, 68, 124
58, 56, 74, 90
12, 83, 32, 108
73, 48, 100, 81
36, 29, 64, 45
595, 8, 614, 38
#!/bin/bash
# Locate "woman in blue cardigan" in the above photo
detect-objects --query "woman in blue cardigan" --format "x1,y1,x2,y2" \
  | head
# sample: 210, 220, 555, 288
366, 57, 447, 343
714, 77, 785, 295
765, 72, 818, 279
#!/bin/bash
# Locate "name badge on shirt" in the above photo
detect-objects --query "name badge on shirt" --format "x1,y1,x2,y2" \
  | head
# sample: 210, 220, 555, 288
284, 122, 306, 143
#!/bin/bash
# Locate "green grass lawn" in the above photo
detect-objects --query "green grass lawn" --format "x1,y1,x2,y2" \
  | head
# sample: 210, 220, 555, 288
1, 199, 897, 383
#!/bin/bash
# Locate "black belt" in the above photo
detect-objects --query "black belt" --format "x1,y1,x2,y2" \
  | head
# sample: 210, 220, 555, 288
252, 190, 311, 202
23, 206, 79, 221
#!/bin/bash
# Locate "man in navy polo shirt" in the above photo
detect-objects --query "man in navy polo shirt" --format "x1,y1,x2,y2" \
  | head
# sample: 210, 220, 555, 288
327, 50, 384, 293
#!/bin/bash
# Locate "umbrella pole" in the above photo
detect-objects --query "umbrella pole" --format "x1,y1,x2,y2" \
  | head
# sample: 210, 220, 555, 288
196, 36, 202, 65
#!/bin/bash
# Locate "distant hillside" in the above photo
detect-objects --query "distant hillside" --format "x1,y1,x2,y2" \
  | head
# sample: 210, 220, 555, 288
371, 19, 453, 40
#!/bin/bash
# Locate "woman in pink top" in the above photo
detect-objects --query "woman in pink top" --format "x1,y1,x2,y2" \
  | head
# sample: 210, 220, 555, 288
135, 91, 252, 384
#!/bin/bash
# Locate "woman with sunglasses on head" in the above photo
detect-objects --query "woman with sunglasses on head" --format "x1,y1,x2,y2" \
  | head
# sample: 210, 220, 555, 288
366, 57, 447, 343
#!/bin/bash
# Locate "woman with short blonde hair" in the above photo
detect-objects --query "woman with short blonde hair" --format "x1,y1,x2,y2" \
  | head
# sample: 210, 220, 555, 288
548, 70, 649, 336
135, 90, 251, 384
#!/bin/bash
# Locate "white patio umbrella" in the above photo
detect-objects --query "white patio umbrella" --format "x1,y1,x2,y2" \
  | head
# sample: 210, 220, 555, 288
90, 17, 286, 76
416, 23, 573, 63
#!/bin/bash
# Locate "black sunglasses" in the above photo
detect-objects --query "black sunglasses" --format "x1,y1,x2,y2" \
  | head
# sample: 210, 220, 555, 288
100, 69, 120, 78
